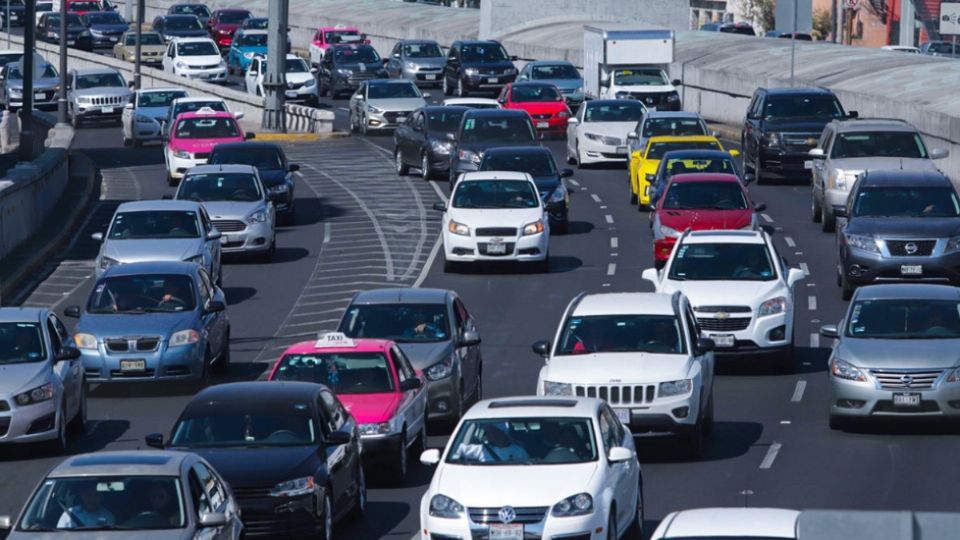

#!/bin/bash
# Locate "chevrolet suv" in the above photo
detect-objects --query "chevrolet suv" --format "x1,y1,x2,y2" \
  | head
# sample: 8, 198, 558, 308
836, 170, 960, 300
808, 118, 948, 232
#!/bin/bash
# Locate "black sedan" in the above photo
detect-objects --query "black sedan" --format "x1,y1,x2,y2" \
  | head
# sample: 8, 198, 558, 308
208, 142, 299, 224
80, 11, 128, 48
393, 105, 469, 180
147, 381, 366, 539
478, 146, 572, 233
151, 14, 209, 42
36, 12, 93, 51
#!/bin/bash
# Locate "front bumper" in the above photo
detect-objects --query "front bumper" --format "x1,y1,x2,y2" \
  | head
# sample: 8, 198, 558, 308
75, 103, 124, 120
90, 34, 123, 47
421, 503, 605, 540
166, 151, 209, 179
450, 158, 480, 182
463, 73, 516, 92
177, 66, 228, 82
403, 68, 443, 85
579, 136, 629, 164
545, 201, 568, 225
759, 146, 813, 179
530, 115, 569, 135
443, 231, 549, 263
220, 220, 274, 254
360, 432, 403, 464
842, 246, 960, 286
0, 397, 61, 444
697, 310, 793, 354
80, 341, 205, 383
831, 375, 960, 419
284, 84, 319, 104
8, 91, 58, 110
364, 109, 414, 131
233, 490, 318, 537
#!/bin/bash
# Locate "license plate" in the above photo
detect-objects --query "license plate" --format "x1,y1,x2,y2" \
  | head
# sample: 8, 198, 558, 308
34, 93, 44, 100
616, 145, 627, 155
536, 121, 549, 129
711, 334, 736, 348
487, 77, 498, 84
893, 392, 921, 407
67, 40, 75, 45
285, 91, 297, 97
102, 106, 114, 114
489, 524, 523, 540
425, 74, 436, 80
120, 359, 146, 372
397, 115, 407, 121
486, 242, 507, 254
614, 408, 630, 424
901, 265, 922, 275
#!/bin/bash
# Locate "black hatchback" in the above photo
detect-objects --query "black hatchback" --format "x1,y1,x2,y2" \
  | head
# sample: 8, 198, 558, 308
147, 381, 365, 539
479, 146, 573, 233
448, 108, 539, 189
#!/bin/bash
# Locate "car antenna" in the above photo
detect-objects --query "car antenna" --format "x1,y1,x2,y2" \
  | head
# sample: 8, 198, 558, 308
899, 159, 903, 170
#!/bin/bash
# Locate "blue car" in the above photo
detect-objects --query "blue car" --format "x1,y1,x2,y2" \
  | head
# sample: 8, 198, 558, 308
64, 261, 230, 385
517, 60, 585, 109
226, 28, 267, 74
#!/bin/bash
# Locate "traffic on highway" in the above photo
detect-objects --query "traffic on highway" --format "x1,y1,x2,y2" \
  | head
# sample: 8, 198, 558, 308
1, 2, 959, 540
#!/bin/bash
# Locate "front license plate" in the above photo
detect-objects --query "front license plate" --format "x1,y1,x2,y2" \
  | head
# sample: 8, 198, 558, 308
397, 115, 407, 121
901, 264, 922, 275
425, 74, 436, 80
102, 106, 114, 114
67, 40, 75, 45
487, 77, 498, 84
711, 334, 736, 348
489, 524, 523, 540
893, 392, 921, 407
110, 37, 118, 42
120, 359, 146, 372
616, 145, 628, 155
285, 91, 297, 98
34, 93, 44, 100
486, 243, 507, 254
614, 408, 630, 424
536, 121, 549, 129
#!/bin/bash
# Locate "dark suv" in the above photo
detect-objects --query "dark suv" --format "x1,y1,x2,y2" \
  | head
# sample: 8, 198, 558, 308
836, 170, 960, 299
741, 86, 855, 184
448, 108, 539, 189
318, 44, 387, 99
441, 39, 517, 98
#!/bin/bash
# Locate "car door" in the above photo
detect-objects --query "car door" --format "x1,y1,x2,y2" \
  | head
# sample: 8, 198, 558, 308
349, 82, 365, 120
244, 57, 259, 94
450, 297, 478, 397
599, 406, 635, 529
318, 389, 358, 514
121, 90, 136, 139
391, 345, 426, 445
163, 40, 176, 73
684, 304, 713, 399
403, 109, 426, 164
812, 126, 835, 207
198, 268, 226, 357
50, 315, 81, 417
386, 42, 402, 78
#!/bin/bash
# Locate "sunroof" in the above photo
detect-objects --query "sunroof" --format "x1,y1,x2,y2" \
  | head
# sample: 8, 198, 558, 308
72, 454, 172, 467
488, 399, 578, 408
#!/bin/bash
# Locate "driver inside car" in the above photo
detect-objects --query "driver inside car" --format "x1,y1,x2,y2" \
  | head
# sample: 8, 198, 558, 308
57, 481, 116, 529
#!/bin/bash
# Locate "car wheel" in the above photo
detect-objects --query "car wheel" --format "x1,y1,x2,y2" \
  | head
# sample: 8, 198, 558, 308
395, 148, 410, 175
68, 384, 87, 436
122, 134, 131, 146
683, 417, 705, 460
629, 178, 638, 205
811, 193, 823, 223
166, 172, 177, 187
71, 113, 81, 129
349, 465, 366, 519
606, 510, 618, 540
576, 143, 586, 169
421, 153, 431, 181
443, 252, 457, 273
456, 76, 467, 97
442, 74, 451, 96
348, 112, 357, 133
625, 485, 644, 539
212, 328, 230, 375
414, 418, 428, 456
821, 205, 836, 233
535, 256, 550, 273
391, 429, 408, 483
197, 347, 212, 390
840, 270, 855, 301
260, 234, 276, 262
360, 114, 368, 136
702, 393, 715, 435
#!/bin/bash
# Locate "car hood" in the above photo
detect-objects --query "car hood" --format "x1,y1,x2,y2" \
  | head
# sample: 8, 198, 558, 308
510, 101, 567, 114
828, 156, 938, 172
845, 217, 960, 238
658, 208, 753, 231
659, 279, 784, 307
88, 23, 129, 33
545, 352, 690, 383
8, 531, 191, 540
434, 462, 598, 507
367, 97, 426, 112
73, 87, 131, 99
182, 445, 319, 488
581, 121, 636, 139
337, 62, 383, 73
533, 78, 582, 91
838, 338, 960, 370
760, 118, 831, 132
165, 29, 209, 38
9, 77, 59, 91
202, 201, 263, 221
104, 238, 204, 264
450, 207, 545, 229
406, 57, 445, 69
341, 393, 402, 423
180, 54, 223, 66
458, 140, 538, 154
397, 341, 452, 370
78, 311, 196, 338
172, 136, 245, 154
0, 362, 50, 396
256, 169, 286, 188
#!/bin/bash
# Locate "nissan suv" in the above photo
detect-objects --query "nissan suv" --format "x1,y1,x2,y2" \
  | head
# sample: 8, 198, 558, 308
836, 170, 960, 299
808, 118, 949, 232
441, 39, 517, 98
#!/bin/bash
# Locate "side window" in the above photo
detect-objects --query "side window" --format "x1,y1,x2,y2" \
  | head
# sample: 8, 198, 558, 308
199, 208, 212, 233
392, 42, 401, 57
313, 31, 321, 43
391, 346, 409, 385
46, 319, 62, 352
746, 94, 758, 117
192, 463, 225, 511
598, 411, 618, 453
393, 346, 416, 380
187, 470, 212, 517
823, 129, 836, 156
684, 308, 700, 346
452, 299, 466, 334
319, 390, 346, 431
602, 405, 625, 442
315, 397, 332, 437
413, 111, 425, 130
197, 270, 213, 300
52, 316, 70, 347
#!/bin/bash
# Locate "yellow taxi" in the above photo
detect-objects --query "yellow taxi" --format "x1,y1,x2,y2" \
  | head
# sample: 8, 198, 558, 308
629, 135, 735, 207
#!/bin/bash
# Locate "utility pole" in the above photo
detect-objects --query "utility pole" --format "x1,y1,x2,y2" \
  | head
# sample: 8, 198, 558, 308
134, 0, 143, 90
5, 0, 10, 48
19, 0, 34, 161
261, 0, 287, 132
125, 0, 132, 25
789, 0, 798, 86
58, 0, 68, 124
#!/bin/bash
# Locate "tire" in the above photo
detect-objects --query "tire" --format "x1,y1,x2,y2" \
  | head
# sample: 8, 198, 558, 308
166, 173, 177, 187
811, 193, 823, 223
535, 257, 550, 273
71, 113, 81, 129
553, 220, 568, 235
456, 76, 467, 97
348, 465, 366, 520
47, 408, 68, 454
421, 153, 431, 181
682, 417, 705, 460
391, 429, 409, 483
395, 148, 410, 175
576, 143, 586, 169
122, 134, 131, 146
319, 493, 333, 540
821, 205, 836, 233
442, 74, 452, 96
625, 485, 644, 539
606, 510, 618, 540
360, 114, 368, 136
414, 419, 429, 456
259, 234, 276, 263
212, 328, 230, 375
68, 385, 87, 436
629, 178, 638, 205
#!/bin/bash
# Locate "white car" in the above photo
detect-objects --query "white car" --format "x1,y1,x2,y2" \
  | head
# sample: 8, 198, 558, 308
566, 98, 647, 166
435, 171, 550, 272
162, 37, 227, 83
244, 53, 319, 106
442, 97, 501, 109
642, 230, 804, 369
534, 291, 716, 457
419, 396, 643, 540
650, 507, 800, 539
121, 87, 188, 147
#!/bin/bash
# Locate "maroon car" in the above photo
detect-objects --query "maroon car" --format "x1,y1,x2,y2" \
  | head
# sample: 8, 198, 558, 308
205, 8, 250, 50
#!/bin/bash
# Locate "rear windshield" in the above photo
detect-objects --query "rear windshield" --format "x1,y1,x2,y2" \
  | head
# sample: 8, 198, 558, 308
530, 63, 579, 79
510, 84, 561, 102
175, 117, 239, 139
763, 95, 844, 119
460, 116, 536, 144
647, 140, 721, 160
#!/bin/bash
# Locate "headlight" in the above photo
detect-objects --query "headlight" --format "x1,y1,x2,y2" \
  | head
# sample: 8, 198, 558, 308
551, 493, 593, 517
218, 59, 227, 68
447, 220, 470, 236
134, 114, 153, 123
425, 357, 453, 380
74, 333, 97, 350
666, 92, 680, 102
542, 381, 572, 396
844, 233, 879, 254
169, 329, 200, 347
336, 68, 352, 76
464, 67, 479, 77
557, 110, 570, 118
574, 86, 583, 94
758, 296, 786, 317
358, 422, 391, 435
429, 494, 464, 519
946, 237, 960, 254
945, 366, 960, 383
90, 29, 104, 37
405, 61, 419, 72
183, 255, 204, 265
175, 61, 187, 70
430, 139, 453, 154
304, 77, 316, 87
522, 220, 544, 236
504, 68, 517, 76
583, 132, 602, 142
615, 91, 630, 99
14, 383, 55, 407
99, 256, 119, 271
243, 52, 255, 59
830, 358, 866, 382
659, 224, 680, 238
658, 379, 692, 397
173, 149, 192, 159
80, 30, 91, 37
832, 169, 860, 191
76, 95, 91, 103
763, 132, 781, 148
457, 149, 480, 164
548, 185, 567, 203
367, 104, 384, 114
8, 87, 22, 96
245, 210, 268, 224
270, 476, 315, 498
267, 184, 290, 195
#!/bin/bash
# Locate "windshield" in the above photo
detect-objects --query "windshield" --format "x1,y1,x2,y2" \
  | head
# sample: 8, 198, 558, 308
663, 181, 748, 210
210, 146, 282, 170
832, 131, 927, 159
0, 323, 46, 365
339, 304, 450, 343
846, 299, 960, 339
175, 117, 239, 139
178, 173, 261, 203
272, 352, 395, 393
460, 116, 536, 144
663, 157, 738, 179
171, 410, 316, 447
447, 418, 597, 465
927, 41, 956, 54
47, 13, 84, 26
613, 68, 667, 86
461, 43, 509, 62
108, 210, 200, 240
334, 46, 380, 64
75, 72, 125, 89
510, 84, 561, 102
530, 63, 579, 80
85, 12, 124, 24
38, 3, 53, 12
642, 117, 707, 138
87, 274, 197, 314
70, 1, 102, 11
243, 18, 268, 29
426, 109, 465, 133
557, 314, 685, 355
171, 4, 209, 17
18, 476, 185, 532
647, 141, 721, 160
453, 179, 539, 209
763, 95, 844, 119
237, 33, 268, 47
138, 90, 187, 108
669, 243, 776, 281
165, 16, 201, 30
403, 42, 442, 57
480, 153, 556, 177
177, 41, 218, 56
585, 102, 646, 122
456, 102, 500, 109
257, 58, 309, 73
368, 83, 420, 99
124, 33, 163, 46
6, 64, 58, 80
217, 10, 249, 24
853, 186, 960, 218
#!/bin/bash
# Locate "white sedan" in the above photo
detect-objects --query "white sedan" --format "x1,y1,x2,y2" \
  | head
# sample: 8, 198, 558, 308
566, 99, 647, 166
651, 507, 800, 539
420, 396, 643, 540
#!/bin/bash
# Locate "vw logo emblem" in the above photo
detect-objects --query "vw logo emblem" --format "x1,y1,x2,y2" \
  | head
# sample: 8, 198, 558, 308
498, 506, 516, 524
904, 242, 918, 255
901, 375, 914, 387
715, 311, 729, 320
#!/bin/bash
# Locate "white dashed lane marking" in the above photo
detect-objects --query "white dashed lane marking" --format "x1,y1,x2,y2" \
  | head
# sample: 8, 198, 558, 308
605, 214, 614, 224
799, 262, 810, 275
785, 236, 796, 248
759, 442, 782, 469
810, 332, 820, 348
807, 296, 817, 311
607, 263, 616, 276
590, 193, 601, 203
791, 380, 807, 402
761, 213, 774, 223
568, 179, 580, 187
610, 237, 619, 249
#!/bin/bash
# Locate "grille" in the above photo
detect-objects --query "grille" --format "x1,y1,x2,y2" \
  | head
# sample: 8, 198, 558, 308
90, 95, 125, 106
575, 384, 656, 405
478, 68, 504, 76
886, 240, 936, 257
531, 113, 551, 120
478, 242, 515, 256
109, 368, 156, 378
383, 111, 410, 123
194, 152, 210, 161
698, 317, 751, 331
872, 369, 942, 390
231, 486, 272, 501
475, 227, 516, 237
105, 337, 160, 352
0, 400, 8, 412
212, 220, 246, 233
348, 72, 378, 83
287, 80, 307, 89
781, 132, 820, 150
417, 66, 441, 73
468, 506, 547, 525
624, 91, 670, 107
696, 305, 752, 313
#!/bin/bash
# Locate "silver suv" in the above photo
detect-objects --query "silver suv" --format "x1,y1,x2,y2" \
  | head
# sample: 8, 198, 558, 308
807, 118, 949, 232
67, 67, 132, 128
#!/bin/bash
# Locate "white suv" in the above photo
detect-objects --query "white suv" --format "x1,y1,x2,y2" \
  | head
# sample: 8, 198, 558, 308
419, 396, 643, 540
533, 292, 716, 457
162, 37, 227, 82
643, 230, 804, 370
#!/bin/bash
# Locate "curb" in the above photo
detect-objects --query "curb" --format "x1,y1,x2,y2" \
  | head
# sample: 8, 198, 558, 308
254, 131, 350, 142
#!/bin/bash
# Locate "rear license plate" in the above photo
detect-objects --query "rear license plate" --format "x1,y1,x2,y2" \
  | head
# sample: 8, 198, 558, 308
486, 243, 507, 254
536, 121, 549, 129
120, 359, 146, 372
67, 40, 75, 45
711, 334, 736, 348
425, 74, 436, 80
893, 392, 921, 407
487, 77, 498, 84
614, 408, 630, 424
489, 524, 523, 540
34, 93, 44, 100
102, 106, 114, 114
901, 265, 922, 275
616, 145, 627, 155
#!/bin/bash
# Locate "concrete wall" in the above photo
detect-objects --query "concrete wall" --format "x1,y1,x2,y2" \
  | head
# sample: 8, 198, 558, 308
479, 0, 690, 39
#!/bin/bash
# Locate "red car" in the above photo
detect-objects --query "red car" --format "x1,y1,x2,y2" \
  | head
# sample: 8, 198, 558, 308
205, 8, 251, 50
497, 82, 571, 136
650, 173, 764, 267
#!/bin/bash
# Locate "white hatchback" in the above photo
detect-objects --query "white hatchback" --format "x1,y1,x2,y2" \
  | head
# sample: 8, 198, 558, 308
162, 37, 227, 82
419, 396, 643, 540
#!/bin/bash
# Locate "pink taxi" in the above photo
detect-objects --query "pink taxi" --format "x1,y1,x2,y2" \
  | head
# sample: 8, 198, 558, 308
164, 107, 254, 186
268, 332, 428, 483
308, 25, 369, 66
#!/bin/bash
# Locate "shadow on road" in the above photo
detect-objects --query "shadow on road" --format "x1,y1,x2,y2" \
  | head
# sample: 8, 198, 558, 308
716, 345, 829, 376
562, 220, 595, 236
223, 286, 258, 305
635, 420, 763, 463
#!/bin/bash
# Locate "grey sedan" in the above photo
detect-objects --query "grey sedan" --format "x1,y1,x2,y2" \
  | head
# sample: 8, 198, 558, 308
0, 59, 59, 110
0, 450, 242, 539
385, 39, 445, 86
821, 284, 960, 429
122, 87, 189, 147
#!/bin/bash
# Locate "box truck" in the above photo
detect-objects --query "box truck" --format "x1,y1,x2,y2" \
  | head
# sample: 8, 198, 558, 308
583, 25, 681, 110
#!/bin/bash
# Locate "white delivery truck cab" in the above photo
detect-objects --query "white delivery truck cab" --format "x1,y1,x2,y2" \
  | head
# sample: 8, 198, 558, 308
583, 25, 681, 111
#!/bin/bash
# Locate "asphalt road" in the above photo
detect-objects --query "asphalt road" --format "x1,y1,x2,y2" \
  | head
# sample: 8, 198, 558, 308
2, 84, 960, 540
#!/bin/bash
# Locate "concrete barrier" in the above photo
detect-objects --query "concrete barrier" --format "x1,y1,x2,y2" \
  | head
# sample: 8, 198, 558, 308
285, 103, 334, 134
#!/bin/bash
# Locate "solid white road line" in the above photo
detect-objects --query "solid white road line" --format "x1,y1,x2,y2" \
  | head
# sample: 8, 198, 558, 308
611, 237, 619, 249
759, 442, 782, 469
761, 213, 774, 223
605, 214, 614, 224
607, 263, 616, 276
810, 332, 820, 348
807, 296, 817, 311
785, 236, 796, 248
591, 193, 601, 203
799, 262, 810, 275
412, 181, 448, 289
791, 380, 807, 402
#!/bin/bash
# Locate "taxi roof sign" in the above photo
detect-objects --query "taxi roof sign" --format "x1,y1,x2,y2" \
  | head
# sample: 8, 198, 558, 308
315, 332, 355, 348
195, 106, 218, 115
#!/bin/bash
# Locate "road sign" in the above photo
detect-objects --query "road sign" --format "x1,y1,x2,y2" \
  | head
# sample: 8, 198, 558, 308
941, 2, 960, 35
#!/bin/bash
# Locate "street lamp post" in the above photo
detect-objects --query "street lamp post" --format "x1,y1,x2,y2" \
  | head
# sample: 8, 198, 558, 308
789, 0, 798, 87
134, 0, 143, 90
262, 0, 288, 132
19, 0, 34, 161
58, 0, 68, 125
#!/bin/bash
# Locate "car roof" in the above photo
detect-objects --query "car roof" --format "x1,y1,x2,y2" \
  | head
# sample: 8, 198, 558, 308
72, 66, 121, 76
647, 135, 719, 144
460, 170, 532, 182
102, 260, 199, 277
660, 508, 799, 538
350, 287, 450, 305
830, 118, 915, 133
282, 338, 395, 356
49, 451, 192, 478
117, 199, 202, 212
139, 87, 186, 95
0, 307, 47, 324
669, 173, 741, 184
191, 381, 323, 404
212, 141, 281, 152
423, 105, 470, 114
861, 169, 950, 187
645, 111, 703, 120
764, 86, 835, 96
854, 284, 960, 301
173, 96, 227, 105
171, 37, 217, 44
682, 230, 766, 244
483, 146, 551, 157
463, 396, 602, 420
660, 149, 733, 160
186, 163, 258, 175
463, 108, 528, 118
573, 292, 676, 317
177, 110, 236, 120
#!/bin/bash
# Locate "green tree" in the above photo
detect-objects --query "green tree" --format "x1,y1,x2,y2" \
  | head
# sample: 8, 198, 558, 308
738, 0, 777, 33
813, 8, 833, 40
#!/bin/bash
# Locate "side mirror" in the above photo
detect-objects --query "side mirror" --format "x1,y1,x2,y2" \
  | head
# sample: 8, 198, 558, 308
808, 148, 825, 158
754, 202, 767, 212
0, 516, 11, 529
931, 148, 950, 160
445, 132, 456, 141
846, 110, 858, 119
787, 267, 805, 288
518, 74, 527, 80
423, 92, 432, 99
326, 430, 351, 446
607, 446, 633, 463
459, 329, 481, 347
561, 168, 574, 178
420, 448, 441, 466
626, 131, 638, 140
198, 512, 227, 528
392, 52, 400, 58
207, 229, 222, 240
641, 267, 659, 285
711, 130, 721, 138
746, 112, 758, 120
759, 224, 776, 235
310, 67, 318, 74
728, 149, 740, 158
124, 102, 134, 109
567, 117, 579, 125
399, 378, 423, 391
55, 347, 82, 362
670, 79, 682, 86
531, 339, 550, 357
743, 172, 755, 185
834, 207, 848, 218
820, 324, 839, 338
64, 305, 81, 318
145, 433, 164, 448
205, 300, 226, 313
91, 232, 104, 242
510, 55, 518, 61
697, 337, 716, 353
233, 111, 245, 120
244, 132, 256, 140
289, 163, 300, 172
432, 202, 447, 212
